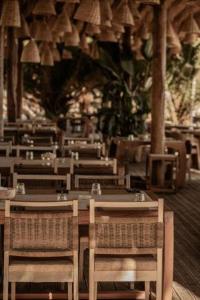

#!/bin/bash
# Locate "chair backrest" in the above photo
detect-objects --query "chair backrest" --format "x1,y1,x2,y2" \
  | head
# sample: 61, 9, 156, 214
13, 173, 71, 191
89, 199, 164, 255
4, 200, 78, 257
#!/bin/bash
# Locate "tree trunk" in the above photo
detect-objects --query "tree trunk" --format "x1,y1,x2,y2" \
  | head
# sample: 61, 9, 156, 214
0, 26, 4, 137
7, 27, 17, 122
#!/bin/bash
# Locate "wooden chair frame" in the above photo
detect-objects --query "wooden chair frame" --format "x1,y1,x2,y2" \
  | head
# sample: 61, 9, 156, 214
70, 158, 117, 175
13, 173, 71, 191
74, 174, 130, 189
3, 200, 78, 300
89, 199, 164, 300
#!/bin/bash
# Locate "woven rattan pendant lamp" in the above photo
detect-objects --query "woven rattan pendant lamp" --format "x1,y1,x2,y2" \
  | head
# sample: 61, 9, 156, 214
40, 42, 54, 66
17, 15, 31, 39
98, 28, 117, 42
21, 39, 40, 63
33, 0, 56, 16
64, 24, 80, 46
35, 20, 53, 42
100, 0, 112, 26
137, 0, 160, 4
181, 14, 200, 35
53, 5, 72, 34
85, 23, 101, 35
74, 0, 101, 25
52, 44, 61, 62
113, 0, 134, 27
167, 21, 181, 51
0, 0, 21, 27
65, 0, 80, 3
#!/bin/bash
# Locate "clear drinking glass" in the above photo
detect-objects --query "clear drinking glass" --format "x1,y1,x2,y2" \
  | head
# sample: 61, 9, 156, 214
16, 183, 26, 195
91, 183, 101, 195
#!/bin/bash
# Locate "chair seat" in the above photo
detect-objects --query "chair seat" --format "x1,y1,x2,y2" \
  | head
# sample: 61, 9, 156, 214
9, 259, 73, 283
95, 256, 156, 271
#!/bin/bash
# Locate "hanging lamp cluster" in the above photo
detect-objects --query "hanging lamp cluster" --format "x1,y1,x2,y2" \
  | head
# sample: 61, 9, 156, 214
0, 0, 200, 65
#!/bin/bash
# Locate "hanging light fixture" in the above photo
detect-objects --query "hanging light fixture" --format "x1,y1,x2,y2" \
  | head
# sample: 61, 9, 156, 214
0, 0, 21, 27
32, 0, 56, 16
74, 0, 101, 25
113, 0, 135, 27
53, 5, 72, 34
136, 0, 160, 4
21, 39, 40, 63
17, 15, 31, 39
40, 42, 54, 66
64, 24, 80, 46
35, 20, 53, 42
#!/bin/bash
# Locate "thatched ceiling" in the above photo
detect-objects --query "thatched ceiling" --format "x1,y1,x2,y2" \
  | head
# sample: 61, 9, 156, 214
0, 0, 200, 65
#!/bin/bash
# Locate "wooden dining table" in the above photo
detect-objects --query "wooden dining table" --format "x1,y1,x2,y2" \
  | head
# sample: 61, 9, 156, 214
0, 189, 174, 300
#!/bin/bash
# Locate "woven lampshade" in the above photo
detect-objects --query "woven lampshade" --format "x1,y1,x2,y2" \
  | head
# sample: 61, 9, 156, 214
98, 28, 117, 42
139, 23, 151, 40
181, 14, 200, 35
53, 5, 72, 34
64, 24, 80, 46
132, 36, 142, 51
21, 39, 40, 63
80, 34, 89, 51
90, 41, 100, 59
100, 0, 112, 26
74, 0, 101, 25
52, 44, 61, 62
40, 42, 54, 66
29, 19, 39, 38
85, 23, 101, 35
113, 0, 134, 27
167, 21, 182, 52
65, 0, 80, 3
112, 23, 125, 34
135, 49, 145, 61
183, 33, 199, 45
62, 49, 73, 59
35, 20, 53, 42
0, 0, 21, 27
52, 31, 62, 43
33, 0, 56, 16
137, 0, 160, 4
129, 2, 141, 20
17, 15, 31, 39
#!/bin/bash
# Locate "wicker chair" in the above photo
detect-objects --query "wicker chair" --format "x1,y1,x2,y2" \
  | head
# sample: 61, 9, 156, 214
3, 200, 79, 300
89, 199, 164, 300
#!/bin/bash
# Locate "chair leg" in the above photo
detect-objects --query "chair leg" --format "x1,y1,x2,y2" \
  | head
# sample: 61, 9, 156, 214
156, 249, 163, 300
79, 237, 88, 282
11, 282, 16, 300
94, 282, 97, 300
68, 283, 72, 300
73, 251, 79, 300
89, 250, 95, 300
3, 252, 9, 300
145, 282, 150, 300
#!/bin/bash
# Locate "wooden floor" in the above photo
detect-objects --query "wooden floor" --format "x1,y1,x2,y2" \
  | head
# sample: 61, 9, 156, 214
0, 164, 200, 299
164, 178, 200, 300
131, 163, 200, 300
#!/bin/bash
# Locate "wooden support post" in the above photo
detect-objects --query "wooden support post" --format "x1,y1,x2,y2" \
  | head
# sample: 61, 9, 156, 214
0, 26, 4, 137
7, 27, 17, 122
16, 39, 23, 119
151, 0, 167, 186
